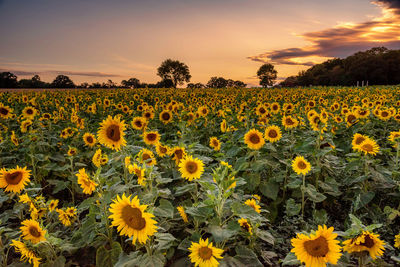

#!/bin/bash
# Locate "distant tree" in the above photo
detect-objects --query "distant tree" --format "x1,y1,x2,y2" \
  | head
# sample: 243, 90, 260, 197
106, 79, 116, 88
233, 80, 247, 88
19, 75, 48, 88
121, 78, 141, 88
0, 72, 18, 88
156, 79, 174, 88
157, 59, 191, 88
79, 82, 89, 88
187, 82, 205, 89
51, 75, 75, 88
279, 76, 298, 87
207, 77, 228, 88
89, 82, 102, 88
257, 63, 277, 87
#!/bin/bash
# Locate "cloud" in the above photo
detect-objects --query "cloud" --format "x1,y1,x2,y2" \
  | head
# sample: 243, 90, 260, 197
0, 68, 122, 78
248, 1, 400, 66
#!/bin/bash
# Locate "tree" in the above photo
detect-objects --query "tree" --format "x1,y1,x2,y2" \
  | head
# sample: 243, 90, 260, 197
257, 63, 277, 87
121, 78, 141, 88
157, 59, 191, 88
51, 75, 75, 88
207, 77, 227, 88
0, 72, 18, 88
187, 83, 205, 89
19, 75, 48, 88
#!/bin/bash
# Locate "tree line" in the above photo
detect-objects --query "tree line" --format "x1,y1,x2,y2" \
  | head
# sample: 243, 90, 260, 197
280, 47, 400, 87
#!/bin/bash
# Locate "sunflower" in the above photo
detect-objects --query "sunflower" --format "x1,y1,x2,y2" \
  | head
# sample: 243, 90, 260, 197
209, 137, 221, 151
171, 146, 186, 165
83, 133, 97, 147
388, 131, 400, 146
291, 225, 342, 267
244, 129, 265, 150
20, 219, 47, 244
0, 103, 13, 119
220, 119, 227, 132
48, 199, 59, 212
345, 112, 358, 127
282, 115, 299, 129
20, 120, 32, 133
292, 156, 311, 176
92, 149, 108, 167
109, 194, 157, 244
57, 207, 76, 226
179, 155, 205, 181
155, 143, 170, 157
131, 116, 147, 130
11, 240, 41, 267
355, 138, 380, 156
177, 206, 189, 223
128, 164, 146, 186
67, 147, 77, 156
0, 166, 31, 193
238, 218, 252, 235
343, 231, 385, 259
264, 125, 282, 143
244, 199, 261, 213
188, 238, 224, 267
22, 106, 38, 119
395, 233, 400, 248
143, 131, 161, 146
352, 133, 368, 151
159, 110, 173, 124
138, 148, 157, 166
97, 115, 127, 151
76, 168, 97, 195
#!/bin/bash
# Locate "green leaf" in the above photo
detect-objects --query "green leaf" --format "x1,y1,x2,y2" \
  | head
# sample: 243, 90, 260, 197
233, 245, 263, 267
155, 232, 176, 250
354, 192, 375, 211
281, 252, 300, 266
285, 198, 301, 217
304, 184, 326, 203
256, 230, 275, 245
260, 180, 280, 200
174, 183, 196, 196
208, 225, 236, 243
96, 242, 122, 267
154, 199, 174, 219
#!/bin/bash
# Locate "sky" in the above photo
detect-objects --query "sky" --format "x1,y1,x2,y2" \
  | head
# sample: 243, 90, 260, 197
0, 0, 399, 86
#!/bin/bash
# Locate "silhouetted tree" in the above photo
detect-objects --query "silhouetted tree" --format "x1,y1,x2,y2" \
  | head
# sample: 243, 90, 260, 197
207, 77, 227, 88
121, 78, 141, 88
187, 83, 205, 89
51, 75, 75, 88
19, 75, 48, 88
157, 59, 191, 88
257, 63, 277, 87
0, 72, 18, 88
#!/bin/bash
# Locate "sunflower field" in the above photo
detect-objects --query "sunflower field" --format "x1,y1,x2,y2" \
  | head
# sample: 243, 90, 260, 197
0, 86, 400, 267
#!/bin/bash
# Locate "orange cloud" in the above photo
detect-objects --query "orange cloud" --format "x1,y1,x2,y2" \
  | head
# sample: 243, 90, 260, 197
248, 0, 400, 66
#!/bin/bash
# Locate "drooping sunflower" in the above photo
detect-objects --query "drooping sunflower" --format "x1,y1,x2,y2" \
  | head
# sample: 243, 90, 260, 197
92, 149, 108, 167
20, 219, 47, 244
343, 231, 385, 259
209, 137, 221, 151
238, 218, 252, 235
355, 138, 380, 156
264, 125, 282, 143
244, 129, 265, 150
83, 133, 97, 147
138, 148, 157, 166
244, 199, 261, 213
179, 155, 205, 181
159, 110, 173, 124
97, 115, 127, 151
20, 120, 33, 133
0, 166, 31, 193
171, 146, 186, 165
292, 156, 311, 176
48, 199, 59, 212
11, 240, 41, 267
291, 225, 342, 267
109, 194, 157, 244
131, 116, 147, 130
177, 206, 189, 223
220, 119, 227, 132
128, 164, 146, 186
188, 238, 224, 267
76, 168, 97, 195
143, 131, 161, 146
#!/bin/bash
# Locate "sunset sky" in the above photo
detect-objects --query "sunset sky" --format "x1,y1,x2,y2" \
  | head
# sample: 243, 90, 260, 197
1, 0, 399, 86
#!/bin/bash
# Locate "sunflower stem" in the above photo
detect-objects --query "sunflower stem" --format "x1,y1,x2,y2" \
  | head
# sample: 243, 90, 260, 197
301, 174, 306, 218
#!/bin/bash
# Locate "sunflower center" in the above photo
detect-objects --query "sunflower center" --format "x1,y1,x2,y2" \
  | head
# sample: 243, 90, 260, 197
268, 130, 278, 138
297, 161, 307, 170
381, 111, 388, 117
303, 236, 329, 257
185, 161, 198, 174
121, 206, 146, 230
347, 115, 356, 123
147, 133, 157, 141
198, 246, 213, 260
360, 235, 375, 248
259, 107, 266, 114
26, 109, 33, 115
286, 118, 294, 125
162, 112, 170, 120
355, 137, 365, 145
106, 124, 121, 142
249, 133, 260, 144
160, 146, 167, 153
361, 143, 373, 152
135, 120, 143, 127
5, 171, 23, 185
175, 150, 183, 160
29, 226, 41, 238
212, 140, 219, 146
86, 136, 94, 143
0, 107, 8, 115
142, 153, 151, 161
